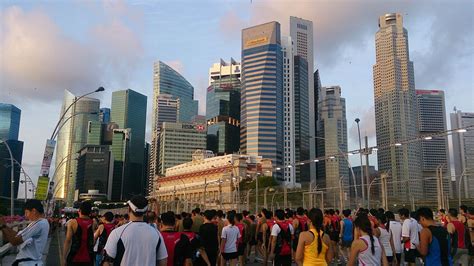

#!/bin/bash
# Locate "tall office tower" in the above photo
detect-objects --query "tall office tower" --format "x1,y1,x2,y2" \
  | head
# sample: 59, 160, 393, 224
316, 86, 349, 207
281, 36, 296, 186
416, 90, 450, 200
290, 16, 315, 184
150, 61, 198, 195
54, 90, 100, 204
99, 108, 111, 123
0, 103, 23, 199
451, 110, 474, 198
158, 122, 207, 175
0, 103, 21, 140
373, 13, 421, 200
111, 89, 147, 200
241, 22, 284, 178
206, 59, 241, 155
314, 70, 321, 177
75, 145, 113, 199
294, 56, 310, 183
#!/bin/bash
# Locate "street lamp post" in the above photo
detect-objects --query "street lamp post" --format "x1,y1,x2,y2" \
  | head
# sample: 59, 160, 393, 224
0, 139, 15, 216
255, 172, 261, 215
458, 169, 471, 207
355, 118, 366, 205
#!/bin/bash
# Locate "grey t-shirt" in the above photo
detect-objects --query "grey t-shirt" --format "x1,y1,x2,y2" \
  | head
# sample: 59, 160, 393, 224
16, 218, 50, 261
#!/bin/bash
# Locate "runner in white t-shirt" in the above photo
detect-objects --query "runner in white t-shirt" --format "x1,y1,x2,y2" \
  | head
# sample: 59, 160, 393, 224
385, 211, 402, 263
103, 196, 167, 266
220, 212, 240, 266
399, 208, 419, 266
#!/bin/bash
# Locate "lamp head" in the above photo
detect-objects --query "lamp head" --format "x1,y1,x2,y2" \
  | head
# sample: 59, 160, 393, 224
95, 87, 105, 92
355, 118, 360, 123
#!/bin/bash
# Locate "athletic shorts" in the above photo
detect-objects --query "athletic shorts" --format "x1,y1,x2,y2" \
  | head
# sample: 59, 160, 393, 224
341, 239, 353, 248
329, 231, 340, 242
404, 249, 417, 263
237, 243, 246, 256
222, 252, 238, 261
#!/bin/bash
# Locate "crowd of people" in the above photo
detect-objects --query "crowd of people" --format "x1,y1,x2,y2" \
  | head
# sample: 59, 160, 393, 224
1, 196, 474, 265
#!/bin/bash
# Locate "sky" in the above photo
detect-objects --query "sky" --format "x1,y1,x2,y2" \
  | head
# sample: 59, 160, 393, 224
1, 0, 473, 198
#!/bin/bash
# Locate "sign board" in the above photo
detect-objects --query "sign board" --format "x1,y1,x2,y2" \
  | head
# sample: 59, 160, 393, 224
246, 37, 268, 47
40, 139, 56, 176
35, 176, 50, 200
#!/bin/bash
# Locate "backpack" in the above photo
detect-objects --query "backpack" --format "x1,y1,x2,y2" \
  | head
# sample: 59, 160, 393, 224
68, 218, 94, 263
98, 223, 115, 253
428, 225, 453, 266
182, 231, 200, 263
274, 222, 292, 256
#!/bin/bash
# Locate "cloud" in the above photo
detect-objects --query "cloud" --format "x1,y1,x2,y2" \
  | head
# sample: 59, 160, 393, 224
0, 3, 143, 103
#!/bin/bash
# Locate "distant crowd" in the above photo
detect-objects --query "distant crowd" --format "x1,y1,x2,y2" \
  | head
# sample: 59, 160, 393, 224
1, 196, 473, 265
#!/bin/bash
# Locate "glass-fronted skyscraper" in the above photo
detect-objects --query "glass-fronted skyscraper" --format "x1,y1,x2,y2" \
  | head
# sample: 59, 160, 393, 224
54, 90, 100, 204
294, 55, 310, 183
416, 90, 450, 201
0, 103, 21, 140
111, 89, 147, 200
206, 59, 241, 155
241, 22, 284, 177
451, 110, 474, 199
99, 108, 111, 123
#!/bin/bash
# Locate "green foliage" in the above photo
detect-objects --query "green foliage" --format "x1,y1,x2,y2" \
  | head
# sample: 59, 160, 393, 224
239, 176, 278, 191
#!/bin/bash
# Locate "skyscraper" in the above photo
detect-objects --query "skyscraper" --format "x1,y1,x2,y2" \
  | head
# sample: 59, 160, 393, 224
373, 13, 421, 200
451, 110, 474, 199
290, 16, 315, 184
158, 121, 207, 175
0, 103, 23, 199
206, 59, 241, 155
416, 90, 450, 200
293, 55, 310, 183
281, 36, 296, 186
241, 22, 284, 177
75, 145, 113, 198
99, 108, 111, 123
150, 61, 198, 194
54, 90, 100, 204
111, 89, 147, 199
316, 86, 349, 207
0, 103, 21, 140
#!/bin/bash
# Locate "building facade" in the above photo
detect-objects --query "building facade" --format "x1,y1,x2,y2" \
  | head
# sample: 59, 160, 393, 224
451, 110, 474, 199
157, 121, 207, 176
54, 90, 100, 204
156, 152, 272, 211
316, 86, 349, 207
99, 108, 111, 123
373, 13, 422, 200
416, 90, 450, 200
0, 103, 21, 140
111, 89, 147, 200
206, 59, 241, 155
281, 36, 296, 186
75, 145, 113, 200
241, 22, 283, 178
290, 16, 315, 184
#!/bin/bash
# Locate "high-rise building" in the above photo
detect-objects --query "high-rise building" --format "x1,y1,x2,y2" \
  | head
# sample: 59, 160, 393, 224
157, 122, 207, 175
314, 70, 321, 179
150, 61, 198, 195
241, 22, 284, 178
111, 89, 147, 199
316, 86, 349, 207
294, 55, 310, 183
451, 110, 474, 199
416, 90, 450, 200
99, 108, 111, 123
206, 59, 241, 155
281, 36, 296, 186
54, 90, 100, 204
75, 145, 113, 199
0, 103, 21, 140
290, 16, 315, 184
373, 13, 421, 200
0, 103, 23, 199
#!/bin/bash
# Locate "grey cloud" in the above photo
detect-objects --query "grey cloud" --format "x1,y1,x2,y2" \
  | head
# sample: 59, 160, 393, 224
0, 3, 143, 104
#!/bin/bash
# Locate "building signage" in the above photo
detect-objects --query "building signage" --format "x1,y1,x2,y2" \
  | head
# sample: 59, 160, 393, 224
246, 37, 268, 47
40, 139, 56, 176
35, 176, 50, 200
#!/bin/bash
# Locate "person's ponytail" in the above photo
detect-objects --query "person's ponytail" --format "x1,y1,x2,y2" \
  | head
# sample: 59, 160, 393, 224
354, 213, 376, 255
308, 208, 323, 255
368, 227, 375, 255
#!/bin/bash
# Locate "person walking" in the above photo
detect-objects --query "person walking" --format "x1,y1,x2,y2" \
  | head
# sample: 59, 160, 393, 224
295, 208, 333, 266
339, 209, 354, 262
399, 208, 419, 266
0, 199, 50, 266
220, 212, 240, 266
447, 208, 469, 265
377, 213, 397, 265
63, 201, 96, 266
269, 209, 293, 266
102, 196, 168, 266
196, 210, 218, 266
348, 213, 388, 266
93, 212, 115, 266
